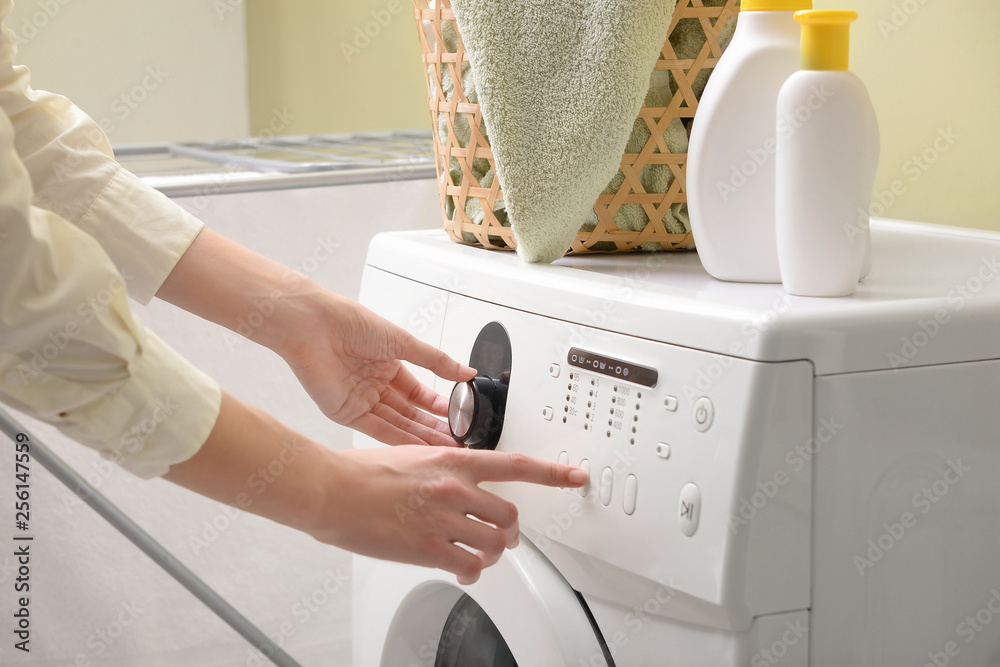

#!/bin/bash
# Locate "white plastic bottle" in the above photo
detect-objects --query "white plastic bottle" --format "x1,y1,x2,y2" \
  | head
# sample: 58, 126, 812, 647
687, 0, 811, 284
775, 10, 879, 297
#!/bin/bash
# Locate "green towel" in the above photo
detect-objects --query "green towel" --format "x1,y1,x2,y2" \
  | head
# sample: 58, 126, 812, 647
450, 0, 677, 263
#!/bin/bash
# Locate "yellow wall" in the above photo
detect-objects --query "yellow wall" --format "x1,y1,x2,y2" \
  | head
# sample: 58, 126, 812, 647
831, 0, 1000, 231
248, 0, 1000, 231
246, 0, 429, 136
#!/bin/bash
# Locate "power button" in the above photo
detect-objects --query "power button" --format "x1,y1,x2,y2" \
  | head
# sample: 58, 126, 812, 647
692, 397, 714, 432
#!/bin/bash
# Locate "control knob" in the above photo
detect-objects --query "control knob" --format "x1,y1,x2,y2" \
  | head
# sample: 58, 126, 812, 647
448, 375, 507, 450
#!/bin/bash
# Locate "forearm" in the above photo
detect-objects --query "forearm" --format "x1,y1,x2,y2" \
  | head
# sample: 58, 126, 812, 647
155, 226, 327, 358
163, 391, 335, 534
157, 227, 474, 449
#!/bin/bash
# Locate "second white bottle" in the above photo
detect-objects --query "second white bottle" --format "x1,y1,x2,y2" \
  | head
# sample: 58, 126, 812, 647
775, 10, 880, 297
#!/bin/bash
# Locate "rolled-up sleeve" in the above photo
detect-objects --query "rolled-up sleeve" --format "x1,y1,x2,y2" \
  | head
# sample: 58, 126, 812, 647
0, 107, 222, 478
0, 3, 203, 305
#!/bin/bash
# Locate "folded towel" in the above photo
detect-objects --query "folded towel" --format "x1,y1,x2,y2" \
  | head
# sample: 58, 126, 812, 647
581, 67, 689, 251
450, 0, 677, 263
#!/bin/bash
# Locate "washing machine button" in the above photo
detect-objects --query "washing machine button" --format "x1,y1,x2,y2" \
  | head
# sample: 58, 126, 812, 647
663, 395, 678, 412
623, 474, 637, 515
578, 459, 591, 498
678, 483, 701, 536
542, 406, 554, 421
549, 363, 561, 378
557, 451, 569, 466
656, 443, 671, 459
600, 467, 613, 506
692, 397, 714, 432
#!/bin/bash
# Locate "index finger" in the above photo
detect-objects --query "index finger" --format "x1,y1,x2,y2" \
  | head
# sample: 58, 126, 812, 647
462, 451, 587, 488
399, 331, 477, 383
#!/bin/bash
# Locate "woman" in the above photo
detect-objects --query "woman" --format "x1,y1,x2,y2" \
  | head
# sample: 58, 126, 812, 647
0, 1, 584, 586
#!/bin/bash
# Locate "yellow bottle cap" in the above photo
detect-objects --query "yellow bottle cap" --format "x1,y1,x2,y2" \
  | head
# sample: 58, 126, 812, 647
795, 9, 858, 71
740, 0, 812, 11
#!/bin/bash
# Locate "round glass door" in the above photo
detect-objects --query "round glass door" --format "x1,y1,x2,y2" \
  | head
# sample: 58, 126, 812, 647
367, 538, 611, 666
435, 594, 517, 667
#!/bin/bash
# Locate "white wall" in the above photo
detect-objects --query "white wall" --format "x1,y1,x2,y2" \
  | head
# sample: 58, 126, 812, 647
7, 0, 249, 143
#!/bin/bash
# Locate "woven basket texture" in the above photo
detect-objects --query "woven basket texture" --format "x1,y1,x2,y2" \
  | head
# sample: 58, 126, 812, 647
413, 0, 741, 254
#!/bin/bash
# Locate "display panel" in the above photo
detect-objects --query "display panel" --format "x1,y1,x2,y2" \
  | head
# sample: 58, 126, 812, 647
567, 347, 658, 387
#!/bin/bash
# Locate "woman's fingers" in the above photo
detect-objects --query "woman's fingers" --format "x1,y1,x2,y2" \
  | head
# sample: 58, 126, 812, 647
369, 400, 457, 447
460, 487, 519, 548
318, 446, 586, 587
350, 412, 428, 447
432, 540, 488, 585
446, 515, 509, 568
398, 332, 476, 383
381, 388, 454, 439
461, 450, 588, 488
427, 516, 509, 583
390, 364, 452, 417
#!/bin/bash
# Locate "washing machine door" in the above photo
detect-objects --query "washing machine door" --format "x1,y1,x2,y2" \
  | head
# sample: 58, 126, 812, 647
356, 537, 613, 667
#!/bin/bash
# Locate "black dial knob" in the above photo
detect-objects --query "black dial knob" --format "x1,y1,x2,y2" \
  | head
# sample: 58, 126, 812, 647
449, 375, 507, 450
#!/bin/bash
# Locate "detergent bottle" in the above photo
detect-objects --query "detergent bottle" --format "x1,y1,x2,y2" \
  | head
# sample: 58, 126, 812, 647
775, 10, 879, 297
687, 0, 811, 283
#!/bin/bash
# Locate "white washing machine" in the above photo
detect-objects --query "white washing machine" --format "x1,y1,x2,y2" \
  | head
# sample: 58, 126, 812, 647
353, 220, 1000, 666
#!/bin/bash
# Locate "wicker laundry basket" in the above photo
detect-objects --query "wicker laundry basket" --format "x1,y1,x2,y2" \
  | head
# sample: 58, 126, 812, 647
412, 0, 740, 254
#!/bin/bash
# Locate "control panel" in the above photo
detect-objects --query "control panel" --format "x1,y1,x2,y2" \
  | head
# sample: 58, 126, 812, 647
437, 293, 813, 633
547, 349, 711, 533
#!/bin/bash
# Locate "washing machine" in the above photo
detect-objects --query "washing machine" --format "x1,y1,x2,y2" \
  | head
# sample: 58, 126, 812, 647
353, 220, 1000, 666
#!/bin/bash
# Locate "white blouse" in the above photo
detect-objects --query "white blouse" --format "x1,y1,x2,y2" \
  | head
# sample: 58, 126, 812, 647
0, 2, 221, 478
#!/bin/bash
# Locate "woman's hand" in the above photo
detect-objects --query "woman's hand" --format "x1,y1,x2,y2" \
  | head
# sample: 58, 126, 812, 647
165, 393, 587, 585
156, 227, 475, 447
281, 291, 476, 447
313, 444, 586, 584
